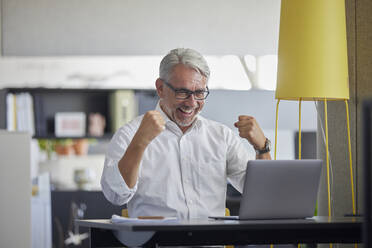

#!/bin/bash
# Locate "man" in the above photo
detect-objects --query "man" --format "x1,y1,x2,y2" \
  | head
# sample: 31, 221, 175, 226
101, 48, 271, 219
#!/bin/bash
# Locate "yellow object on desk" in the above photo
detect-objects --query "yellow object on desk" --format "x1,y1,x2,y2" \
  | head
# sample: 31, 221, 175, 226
31, 185, 38, 196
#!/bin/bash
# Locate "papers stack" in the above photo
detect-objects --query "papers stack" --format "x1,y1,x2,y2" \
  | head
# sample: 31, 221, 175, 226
7, 92, 35, 136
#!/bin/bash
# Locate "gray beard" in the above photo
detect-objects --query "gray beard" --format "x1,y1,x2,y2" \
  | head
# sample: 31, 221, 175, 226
161, 100, 200, 127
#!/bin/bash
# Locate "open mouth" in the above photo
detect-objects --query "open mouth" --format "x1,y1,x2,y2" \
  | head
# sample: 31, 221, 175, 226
177, 107, 194, 116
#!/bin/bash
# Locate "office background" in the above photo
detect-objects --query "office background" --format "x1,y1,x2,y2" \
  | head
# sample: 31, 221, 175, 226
0, 0, 371, 247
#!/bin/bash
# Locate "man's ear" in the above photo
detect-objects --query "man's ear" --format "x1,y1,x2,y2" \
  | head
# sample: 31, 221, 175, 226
155, 78, 164, 98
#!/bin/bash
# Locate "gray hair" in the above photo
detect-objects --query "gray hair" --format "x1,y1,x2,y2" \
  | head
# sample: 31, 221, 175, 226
159, 48, 210, 83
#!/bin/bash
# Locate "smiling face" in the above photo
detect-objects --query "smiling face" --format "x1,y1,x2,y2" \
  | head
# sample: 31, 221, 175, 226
156, 64, 207, 132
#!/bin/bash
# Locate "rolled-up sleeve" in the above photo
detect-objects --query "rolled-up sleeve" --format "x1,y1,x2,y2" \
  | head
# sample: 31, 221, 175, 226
225, 128, 252, 193
101, 124, 139, 206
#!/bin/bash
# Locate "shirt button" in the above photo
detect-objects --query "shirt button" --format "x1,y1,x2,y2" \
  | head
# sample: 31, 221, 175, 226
189, 200, 193, 204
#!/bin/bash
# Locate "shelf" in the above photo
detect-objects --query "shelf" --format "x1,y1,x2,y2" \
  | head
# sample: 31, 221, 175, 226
33, 133, 114, 140
0, 87, 159, 138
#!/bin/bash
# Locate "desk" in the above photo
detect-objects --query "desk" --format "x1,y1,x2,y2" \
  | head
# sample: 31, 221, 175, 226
76, 216, 362, 248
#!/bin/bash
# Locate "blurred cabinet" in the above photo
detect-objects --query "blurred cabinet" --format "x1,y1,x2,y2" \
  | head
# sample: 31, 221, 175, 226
0, 131, 32, 248
51, 190, 123, 248
32, 173, 52, 248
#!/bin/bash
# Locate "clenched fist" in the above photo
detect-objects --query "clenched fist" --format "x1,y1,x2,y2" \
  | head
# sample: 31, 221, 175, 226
134, 111, 165, 146
234, 115, 266, 150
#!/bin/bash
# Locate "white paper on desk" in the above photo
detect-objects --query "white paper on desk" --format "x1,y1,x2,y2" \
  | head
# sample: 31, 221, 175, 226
111, 214, 178, 224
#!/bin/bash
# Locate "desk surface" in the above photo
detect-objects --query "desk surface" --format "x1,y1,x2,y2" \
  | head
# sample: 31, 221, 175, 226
76, 216, 361, 231
76, 216, 363, 247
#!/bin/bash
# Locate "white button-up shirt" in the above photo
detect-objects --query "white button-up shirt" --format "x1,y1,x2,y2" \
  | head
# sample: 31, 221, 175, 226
101, 103, 251, 219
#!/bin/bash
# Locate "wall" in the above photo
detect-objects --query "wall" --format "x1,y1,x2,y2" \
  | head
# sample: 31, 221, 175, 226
1, 0, 280, 56
0, 0, 2, 56
356, 0, 372, 212
317, 0, 372, 222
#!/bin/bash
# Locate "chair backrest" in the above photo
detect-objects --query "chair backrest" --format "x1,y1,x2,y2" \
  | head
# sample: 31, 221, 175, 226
122, 208, 129, 217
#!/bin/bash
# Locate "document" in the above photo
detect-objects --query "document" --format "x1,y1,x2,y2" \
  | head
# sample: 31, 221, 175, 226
111, 214, 178, 224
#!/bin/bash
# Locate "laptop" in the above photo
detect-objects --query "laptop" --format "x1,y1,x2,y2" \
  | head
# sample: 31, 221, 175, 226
210, 159, 322, 220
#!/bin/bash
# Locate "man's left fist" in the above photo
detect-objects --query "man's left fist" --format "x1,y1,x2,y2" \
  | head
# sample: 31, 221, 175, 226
234, 115, 266, 150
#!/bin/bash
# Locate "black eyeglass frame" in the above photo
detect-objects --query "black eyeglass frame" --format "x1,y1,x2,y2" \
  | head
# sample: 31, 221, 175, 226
162, 80, 210, 100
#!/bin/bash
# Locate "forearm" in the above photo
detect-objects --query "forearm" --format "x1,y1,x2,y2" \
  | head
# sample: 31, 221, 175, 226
118, 111, 165, 188
118, 134, 149, 188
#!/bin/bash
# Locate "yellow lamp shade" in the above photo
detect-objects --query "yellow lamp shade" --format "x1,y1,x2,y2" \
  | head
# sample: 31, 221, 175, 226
276, 0, 349, 101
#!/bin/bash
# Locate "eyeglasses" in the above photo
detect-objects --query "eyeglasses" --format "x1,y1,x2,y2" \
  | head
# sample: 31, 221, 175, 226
162, 80, 209, 100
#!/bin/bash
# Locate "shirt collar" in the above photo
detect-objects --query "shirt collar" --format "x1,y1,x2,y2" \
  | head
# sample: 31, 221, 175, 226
155, 101, 203, 132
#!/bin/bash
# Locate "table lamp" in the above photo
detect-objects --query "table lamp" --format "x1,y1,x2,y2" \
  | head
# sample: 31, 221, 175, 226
274, 0, 355, 228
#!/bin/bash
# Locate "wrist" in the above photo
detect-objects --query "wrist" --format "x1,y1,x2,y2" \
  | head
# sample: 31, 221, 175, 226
254, 138, 271, 155
253, 139, 266, 150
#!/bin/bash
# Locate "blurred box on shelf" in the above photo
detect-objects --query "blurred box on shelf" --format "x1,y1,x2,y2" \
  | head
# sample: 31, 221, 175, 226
55, 112, 86, 137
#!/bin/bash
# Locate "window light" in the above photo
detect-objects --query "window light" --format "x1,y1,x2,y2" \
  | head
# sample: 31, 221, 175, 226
244, 54, 278, 91
205, 55, 252, 90
0, 56, 253, 90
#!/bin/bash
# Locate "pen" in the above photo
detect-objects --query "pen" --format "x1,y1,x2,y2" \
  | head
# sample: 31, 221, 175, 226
137, 216, 165, 219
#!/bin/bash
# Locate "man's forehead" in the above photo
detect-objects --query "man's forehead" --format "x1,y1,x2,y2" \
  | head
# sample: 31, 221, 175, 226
169, 65, 207, 88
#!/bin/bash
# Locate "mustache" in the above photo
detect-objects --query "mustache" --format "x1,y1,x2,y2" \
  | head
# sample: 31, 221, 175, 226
177, 104, 199, 110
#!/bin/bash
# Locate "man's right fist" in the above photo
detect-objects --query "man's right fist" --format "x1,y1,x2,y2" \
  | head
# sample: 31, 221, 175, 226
134, 111, 165, 146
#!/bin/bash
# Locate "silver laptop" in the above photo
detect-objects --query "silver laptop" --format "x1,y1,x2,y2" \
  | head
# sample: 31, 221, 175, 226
210, 159, 322, 220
